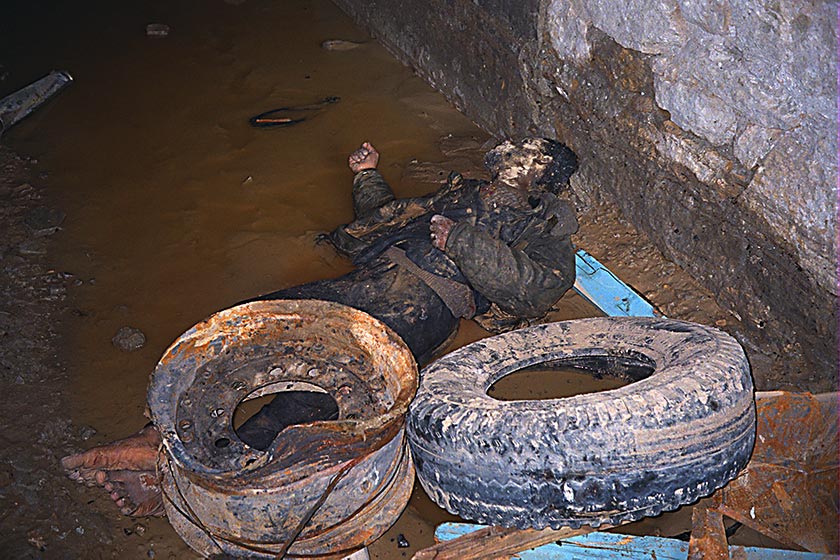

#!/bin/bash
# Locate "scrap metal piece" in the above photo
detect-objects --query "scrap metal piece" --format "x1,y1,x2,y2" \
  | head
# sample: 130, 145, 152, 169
148, 299, 418, 559
0, 70, 72, 136
714, 391, 839, 554
573, 249, 659, 317
689, 496, 728, 560
248, 96, 340, 128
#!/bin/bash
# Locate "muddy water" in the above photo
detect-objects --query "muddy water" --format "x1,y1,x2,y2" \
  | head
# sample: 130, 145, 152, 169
489, 367, 629, 401
6, 0, 491, 429
3, 0, 606, 557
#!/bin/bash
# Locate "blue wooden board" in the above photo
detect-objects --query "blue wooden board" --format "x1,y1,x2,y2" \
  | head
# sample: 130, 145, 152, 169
435, 523, 835, 560
573, 249, 658, 318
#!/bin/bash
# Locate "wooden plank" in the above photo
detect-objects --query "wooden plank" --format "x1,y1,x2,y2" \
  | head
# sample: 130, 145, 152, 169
432, 524, 837, 560
412, 524, 602, 560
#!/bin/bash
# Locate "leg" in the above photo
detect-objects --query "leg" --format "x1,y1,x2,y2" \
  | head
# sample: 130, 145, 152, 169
255, 261, 459, 366
236, 391, 339, 451
62, 262, 459, 517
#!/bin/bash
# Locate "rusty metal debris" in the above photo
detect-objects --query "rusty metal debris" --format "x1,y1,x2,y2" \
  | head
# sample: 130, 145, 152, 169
690, 391, 839, 556
0, 70, 72, 136
147, 299, 418, 559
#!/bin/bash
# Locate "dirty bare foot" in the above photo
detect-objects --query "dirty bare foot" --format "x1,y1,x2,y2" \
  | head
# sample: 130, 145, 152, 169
102, 470, 165, 516
61, 424, 165, 517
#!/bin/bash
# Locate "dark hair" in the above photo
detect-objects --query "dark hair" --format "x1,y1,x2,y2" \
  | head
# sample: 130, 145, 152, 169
534, 139, 578, 194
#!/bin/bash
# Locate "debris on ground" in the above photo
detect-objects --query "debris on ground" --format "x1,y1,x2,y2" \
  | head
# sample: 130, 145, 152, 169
321, 39, 366, 51
690, 391, 839, 557
23, 205, 65, 235
145, 24, 170, 38
0, 71, 72, 136
111, 325, 146, 351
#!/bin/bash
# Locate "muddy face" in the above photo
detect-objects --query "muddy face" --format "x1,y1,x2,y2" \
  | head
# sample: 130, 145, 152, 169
484, 138, 554, 192
483, 136, 580, 197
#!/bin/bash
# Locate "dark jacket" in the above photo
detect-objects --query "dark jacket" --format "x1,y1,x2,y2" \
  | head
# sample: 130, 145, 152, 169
258, 168, 578, 364
329, 168, 578, 325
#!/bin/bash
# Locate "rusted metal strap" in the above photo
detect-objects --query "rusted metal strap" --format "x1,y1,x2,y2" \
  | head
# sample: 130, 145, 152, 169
275, 456, 363, 559
384, 246, 476, 318
158, 449, 228, 556
161, 446, 364, 559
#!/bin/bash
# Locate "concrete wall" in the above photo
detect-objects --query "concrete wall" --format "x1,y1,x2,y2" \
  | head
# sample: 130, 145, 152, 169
333, 0, 838, 377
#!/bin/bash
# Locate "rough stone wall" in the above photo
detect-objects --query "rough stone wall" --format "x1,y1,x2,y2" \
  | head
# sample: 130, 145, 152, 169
332, 0, 838, 377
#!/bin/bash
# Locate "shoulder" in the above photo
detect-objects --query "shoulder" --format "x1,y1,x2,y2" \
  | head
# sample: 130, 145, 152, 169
534, 193, 578, 236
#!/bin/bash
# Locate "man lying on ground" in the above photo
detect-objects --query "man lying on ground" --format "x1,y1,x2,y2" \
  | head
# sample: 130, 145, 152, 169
61, 137, 580, 517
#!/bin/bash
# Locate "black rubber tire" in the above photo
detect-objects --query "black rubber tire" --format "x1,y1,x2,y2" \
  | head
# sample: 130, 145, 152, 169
406, 316, 755, 530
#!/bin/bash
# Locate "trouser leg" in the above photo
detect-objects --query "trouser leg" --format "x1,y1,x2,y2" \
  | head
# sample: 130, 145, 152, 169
236, 391, 339, 450
252, 263, 458, 365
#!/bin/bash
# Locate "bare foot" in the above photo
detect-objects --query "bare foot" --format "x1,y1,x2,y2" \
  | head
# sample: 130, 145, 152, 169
61, 424, 165, 517
102, 470, 164, 516
348, 141, 379, 173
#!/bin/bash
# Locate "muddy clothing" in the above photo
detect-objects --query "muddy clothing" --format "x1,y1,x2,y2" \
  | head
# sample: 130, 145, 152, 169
241, 169, 577, 449
259, 169, 578, 365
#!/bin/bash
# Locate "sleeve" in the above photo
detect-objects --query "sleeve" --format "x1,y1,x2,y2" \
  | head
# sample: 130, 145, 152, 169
352, 169, 396, 219
444, 218, 577, 318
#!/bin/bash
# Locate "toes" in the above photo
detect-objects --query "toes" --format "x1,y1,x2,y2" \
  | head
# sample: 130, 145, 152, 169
68, 467, 163, 518
106, 470, 164, 518
83, 476, 101, 488
76, 467, 96, 482
61, 453, 86, 471
72, 467, 103, 487
104, 477, 126, 494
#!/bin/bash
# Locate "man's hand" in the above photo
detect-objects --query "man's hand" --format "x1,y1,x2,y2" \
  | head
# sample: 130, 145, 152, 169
430, 214, 456, 251
348, 142, 380, 173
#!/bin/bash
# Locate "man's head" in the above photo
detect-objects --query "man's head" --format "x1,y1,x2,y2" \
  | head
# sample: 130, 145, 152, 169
484, 137, 577, 195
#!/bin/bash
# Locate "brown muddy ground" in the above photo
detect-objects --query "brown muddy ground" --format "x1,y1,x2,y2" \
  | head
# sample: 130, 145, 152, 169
0, 0, 826, 558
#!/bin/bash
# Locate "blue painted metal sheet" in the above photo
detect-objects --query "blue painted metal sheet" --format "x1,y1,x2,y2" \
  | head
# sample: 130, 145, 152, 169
573, 249, 658, 318
435, 523, 836, 560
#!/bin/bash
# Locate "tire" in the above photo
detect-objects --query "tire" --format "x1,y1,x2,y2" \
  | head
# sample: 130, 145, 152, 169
406, 316, 755, 530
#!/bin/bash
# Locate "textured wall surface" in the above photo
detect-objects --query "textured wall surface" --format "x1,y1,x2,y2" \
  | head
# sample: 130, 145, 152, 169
546, 0, 837, 300
332, 0, 838, 377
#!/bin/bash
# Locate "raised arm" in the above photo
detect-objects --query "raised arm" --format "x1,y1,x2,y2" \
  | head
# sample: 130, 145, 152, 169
347, 142, 395, 219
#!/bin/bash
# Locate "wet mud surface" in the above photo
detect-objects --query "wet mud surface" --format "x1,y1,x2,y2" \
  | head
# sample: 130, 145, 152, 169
0, 147, 175, 558
0, 0, 826, 558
